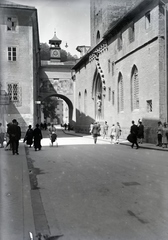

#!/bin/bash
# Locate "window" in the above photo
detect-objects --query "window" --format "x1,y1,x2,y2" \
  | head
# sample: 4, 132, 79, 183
96, 30, 100, 44
78, 92, 81, 115
108, 87, 111, 101
84, 90, 87, 115
7, 17, 17, 31
8, 83, 19, 101
131, 65, 139, 110
118, 73, 124, 112
108, 59, 110, 73
112, 62, 115, 76
147, 100, 152, 112
112, 91, 115, 105
8, 47, 16, 61
129, 23, 135, 43
117, 33, 122, 51
145, 11, 151, 29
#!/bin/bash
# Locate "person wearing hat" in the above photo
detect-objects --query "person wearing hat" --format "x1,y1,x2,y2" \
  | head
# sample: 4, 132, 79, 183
33, 124, 43, 151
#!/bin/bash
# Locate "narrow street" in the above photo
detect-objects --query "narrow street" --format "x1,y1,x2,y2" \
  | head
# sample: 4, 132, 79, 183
25, 128, 168, 240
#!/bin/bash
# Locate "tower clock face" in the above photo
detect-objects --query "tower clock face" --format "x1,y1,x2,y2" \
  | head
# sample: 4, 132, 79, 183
51, 49, 60, 57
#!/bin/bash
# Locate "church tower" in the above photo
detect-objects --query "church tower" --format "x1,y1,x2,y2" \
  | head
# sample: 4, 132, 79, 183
49, 31, 62, 62
90, 0, 142, 48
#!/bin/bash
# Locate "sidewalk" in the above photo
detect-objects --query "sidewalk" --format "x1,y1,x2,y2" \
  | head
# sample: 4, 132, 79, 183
63, 129, 168, 152
0, 142, 35, 240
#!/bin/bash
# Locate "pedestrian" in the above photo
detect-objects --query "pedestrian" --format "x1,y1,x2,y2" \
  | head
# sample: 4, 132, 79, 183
0, 122, 5, 148
33, 124, 43, 151
43, 121, 47, 130
102, 121, 109, 139
5, 123, 12, 150
48, 123, 57, 146
110, 124, 116, 144
68, 123, 71, 131
162, 122, 168, 148
137, 120, 144, 144
64, 123, 67, 130
89, 122, 94, 134
156, 121, 163, 147
115, 122, 121, 144
24, 125, 34, 147
7, 119, 21, 155
91, 122, 101, 144
130, 120, 139, 149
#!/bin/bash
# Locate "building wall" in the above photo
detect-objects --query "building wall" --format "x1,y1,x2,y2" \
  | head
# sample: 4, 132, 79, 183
75, 1, 168, 143
90, 0, 142, 48
0, 3, 40, 133
40, 63, 74, 125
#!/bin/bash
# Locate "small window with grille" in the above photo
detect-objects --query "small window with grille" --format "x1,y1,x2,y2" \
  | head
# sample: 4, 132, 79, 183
8, 83, 19, 102
147, 100, 152, 112
145, 11, 151, 29
7, 17, 17, 31
117, 33, 122, 51
112, 62, 115, 76
8, 47, 16, 61
129, 23, 135, 43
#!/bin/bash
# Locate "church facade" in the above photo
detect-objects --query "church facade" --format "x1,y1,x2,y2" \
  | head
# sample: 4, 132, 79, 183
73, 0, 168, 143
0, 2, 40, 132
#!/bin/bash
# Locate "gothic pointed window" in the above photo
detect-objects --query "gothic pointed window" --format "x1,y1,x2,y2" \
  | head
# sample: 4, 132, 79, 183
118, 73, 124, 112
131, 65, 139, 110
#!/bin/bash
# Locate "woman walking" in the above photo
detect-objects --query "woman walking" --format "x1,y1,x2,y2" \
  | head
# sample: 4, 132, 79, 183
24, 125, 34, 147
110, 124, 116, 144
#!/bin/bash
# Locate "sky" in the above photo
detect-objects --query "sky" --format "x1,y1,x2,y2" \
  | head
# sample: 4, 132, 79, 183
10, 0, 90, 56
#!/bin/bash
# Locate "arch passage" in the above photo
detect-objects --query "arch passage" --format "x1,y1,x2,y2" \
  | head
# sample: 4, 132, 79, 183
41, 94, 73, 124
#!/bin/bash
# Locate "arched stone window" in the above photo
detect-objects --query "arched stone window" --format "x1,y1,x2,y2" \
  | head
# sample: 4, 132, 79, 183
131, 65, 139, 110
118, 72, 124, 112
84, 90, 87, 115
96, 30, 100, 44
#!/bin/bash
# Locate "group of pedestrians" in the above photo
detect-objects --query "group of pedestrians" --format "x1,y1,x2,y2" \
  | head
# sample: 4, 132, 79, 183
24, 124, 43, 151
90, 121, 122, 144
89, 119, 145, 148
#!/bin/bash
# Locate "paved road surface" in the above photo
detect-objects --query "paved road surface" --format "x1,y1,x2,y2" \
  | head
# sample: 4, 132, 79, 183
25, 129, 168, 239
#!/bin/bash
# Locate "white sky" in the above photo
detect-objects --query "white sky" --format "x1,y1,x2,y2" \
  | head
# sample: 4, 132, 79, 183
11, 0, 91, 56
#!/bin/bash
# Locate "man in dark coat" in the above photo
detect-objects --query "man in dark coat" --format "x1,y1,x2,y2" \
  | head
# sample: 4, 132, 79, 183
8, 119, 21, 155
33, 124, 43, 151
130, 120, 139, 149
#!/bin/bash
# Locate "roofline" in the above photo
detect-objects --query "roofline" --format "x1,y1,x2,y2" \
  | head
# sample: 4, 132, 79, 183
73, 0, 161, 71
103, 0, 159, 38
0, 2, 36, 10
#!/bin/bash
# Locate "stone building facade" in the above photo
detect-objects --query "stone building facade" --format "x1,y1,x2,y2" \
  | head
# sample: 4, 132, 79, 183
0, 1, 40, 132
73, 0, 168, 143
